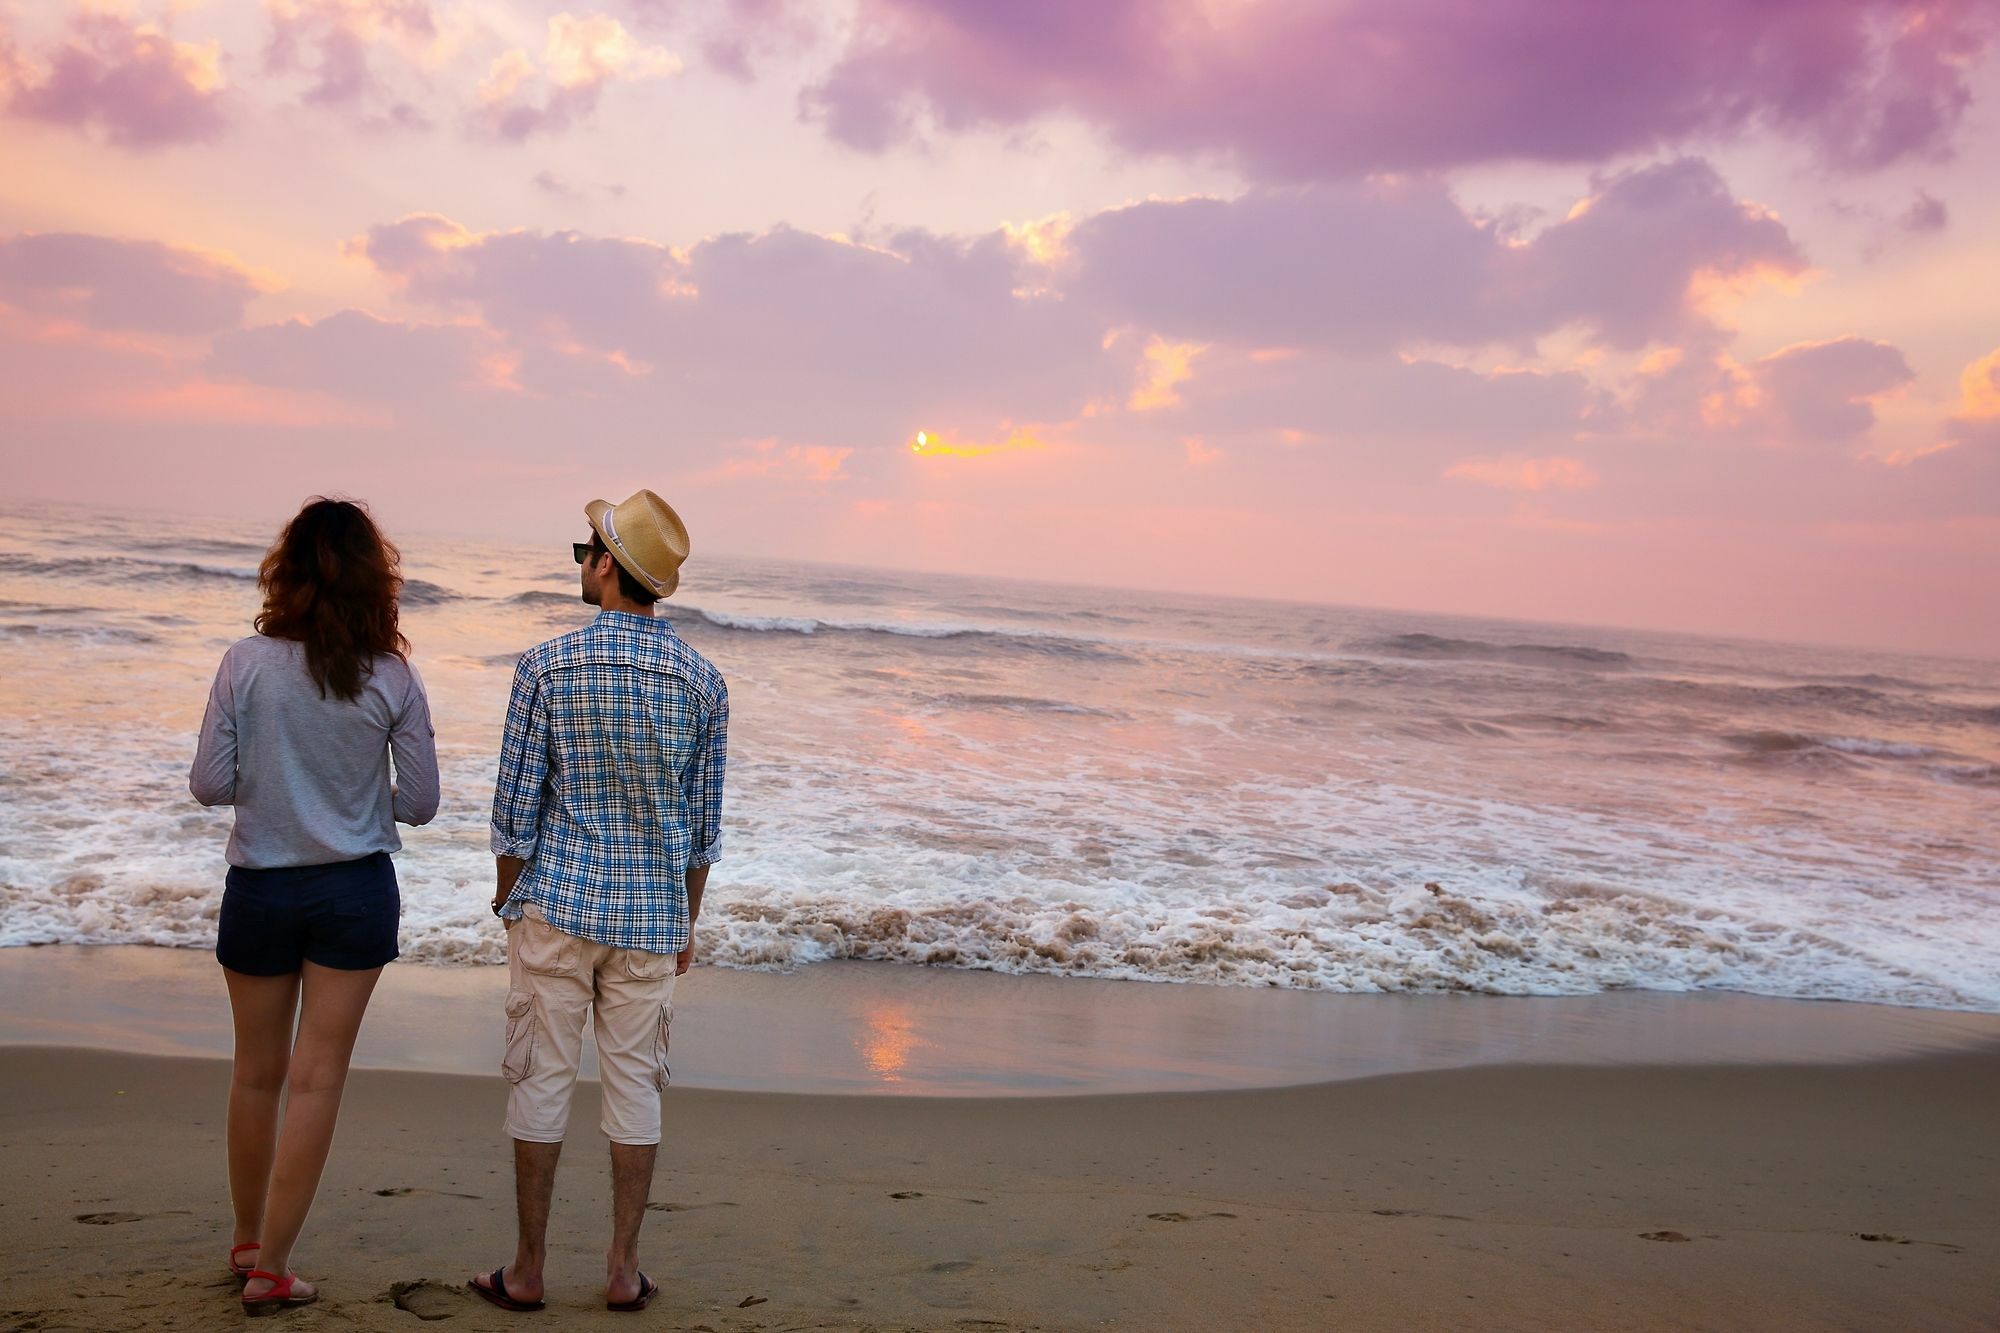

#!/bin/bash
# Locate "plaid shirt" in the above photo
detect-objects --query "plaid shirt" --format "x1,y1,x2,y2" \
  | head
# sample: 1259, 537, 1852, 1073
491, 610, 728, 953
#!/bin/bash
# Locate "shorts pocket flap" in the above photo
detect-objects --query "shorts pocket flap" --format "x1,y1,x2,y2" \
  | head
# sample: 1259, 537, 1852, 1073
501, 992, 538, 1084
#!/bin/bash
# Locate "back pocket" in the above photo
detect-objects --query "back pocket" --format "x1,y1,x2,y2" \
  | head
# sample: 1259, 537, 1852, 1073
515, 909, 580, 976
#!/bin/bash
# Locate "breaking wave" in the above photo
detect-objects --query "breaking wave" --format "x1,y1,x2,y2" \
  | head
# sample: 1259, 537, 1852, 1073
1358, 632, 1634, 669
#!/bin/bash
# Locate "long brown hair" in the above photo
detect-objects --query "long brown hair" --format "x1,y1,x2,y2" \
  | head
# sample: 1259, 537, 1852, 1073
255, 498, 408, 702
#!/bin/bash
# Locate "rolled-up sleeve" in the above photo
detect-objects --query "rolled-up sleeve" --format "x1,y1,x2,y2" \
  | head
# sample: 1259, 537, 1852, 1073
490, 655, 549, 859
189, 654, 238, 806
390, 664, 440, 826
684, 679, 728, 869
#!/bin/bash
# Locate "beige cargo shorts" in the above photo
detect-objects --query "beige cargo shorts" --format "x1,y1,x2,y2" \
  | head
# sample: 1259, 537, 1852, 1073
501, 902, 676, 1146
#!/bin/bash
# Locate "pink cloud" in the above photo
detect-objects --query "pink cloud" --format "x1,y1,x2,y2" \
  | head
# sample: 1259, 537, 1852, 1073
714, 440, 854, 481
3, 12, 228, 149
0, 233, 263, 335
801, 0, 1997, 178
473, 13, 679, 140
1445, 456, 1600, 492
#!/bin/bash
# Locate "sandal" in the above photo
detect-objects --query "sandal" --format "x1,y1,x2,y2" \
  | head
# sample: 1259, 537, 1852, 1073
241, 1269, 318, 1316
608, 1271, 658, 1312
229, 1242, 261, 1282
469, 1266, 546, 1313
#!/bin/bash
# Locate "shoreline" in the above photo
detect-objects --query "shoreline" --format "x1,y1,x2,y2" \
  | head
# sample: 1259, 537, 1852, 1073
6, 943, 2000, 1096
5, 1043, 1997, 1330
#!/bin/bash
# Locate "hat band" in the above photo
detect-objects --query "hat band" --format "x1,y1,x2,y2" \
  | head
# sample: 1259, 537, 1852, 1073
600, 508, 666, 590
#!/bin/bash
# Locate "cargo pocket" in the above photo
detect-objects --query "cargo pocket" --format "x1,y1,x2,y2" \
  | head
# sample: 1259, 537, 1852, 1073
652, 1002, 672, 1091
501, 992, 537, 1084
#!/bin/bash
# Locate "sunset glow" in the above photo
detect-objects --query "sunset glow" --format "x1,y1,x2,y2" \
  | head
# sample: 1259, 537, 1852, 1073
0, 0, 1996, 654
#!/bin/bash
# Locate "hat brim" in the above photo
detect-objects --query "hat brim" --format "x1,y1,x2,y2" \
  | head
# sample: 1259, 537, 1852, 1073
584, 498, 679, 598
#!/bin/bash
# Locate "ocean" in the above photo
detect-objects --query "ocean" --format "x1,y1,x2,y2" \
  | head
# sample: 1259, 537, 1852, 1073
1, 500, 1995, 1012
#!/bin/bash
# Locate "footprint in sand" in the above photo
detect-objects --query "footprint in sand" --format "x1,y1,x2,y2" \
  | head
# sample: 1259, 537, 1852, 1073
373, 1187, 482, 1200
647, 1200, 739, 1213
928, 1261, 974, 1274
1639, 1231, 1693, 1243
888, 1191, 988, 1205
388, 1279, 465, 1321
74, 1210, 191, 1225
1854, 1233, 1962, 1252
1147, 1212, 1237, 1222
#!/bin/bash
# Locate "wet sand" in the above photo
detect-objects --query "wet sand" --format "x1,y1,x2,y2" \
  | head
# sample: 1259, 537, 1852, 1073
7, 945, 2000, 1093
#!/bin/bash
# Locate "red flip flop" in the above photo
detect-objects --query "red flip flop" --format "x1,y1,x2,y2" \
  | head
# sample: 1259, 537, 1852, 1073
241, 1269, 318, 1316
469, 1266, 546, 1312
229, 1242, 261, 1282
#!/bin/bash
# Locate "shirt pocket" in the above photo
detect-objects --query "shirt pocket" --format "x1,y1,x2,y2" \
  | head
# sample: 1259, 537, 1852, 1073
501, 992, 538, 1084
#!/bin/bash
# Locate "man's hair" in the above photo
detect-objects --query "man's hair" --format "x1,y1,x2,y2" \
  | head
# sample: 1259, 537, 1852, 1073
591, 535, 660, 605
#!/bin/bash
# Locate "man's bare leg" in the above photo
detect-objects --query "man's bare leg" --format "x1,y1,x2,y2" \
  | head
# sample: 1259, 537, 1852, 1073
496, 1138, 562, 1304
606, 1142, 657, 1304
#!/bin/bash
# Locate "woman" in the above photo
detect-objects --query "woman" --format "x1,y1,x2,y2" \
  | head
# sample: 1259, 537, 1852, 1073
190, 498, 439, 1315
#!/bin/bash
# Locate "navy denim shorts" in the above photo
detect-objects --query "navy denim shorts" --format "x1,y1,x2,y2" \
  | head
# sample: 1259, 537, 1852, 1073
216, 851, 401, 976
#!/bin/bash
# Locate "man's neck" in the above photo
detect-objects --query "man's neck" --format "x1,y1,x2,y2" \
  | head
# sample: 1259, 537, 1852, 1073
597, 595, 656, 619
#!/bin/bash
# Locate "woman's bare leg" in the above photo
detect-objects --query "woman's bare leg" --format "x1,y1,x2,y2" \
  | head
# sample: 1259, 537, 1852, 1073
242, 961, 382, 1299
223, 968, 300, 1257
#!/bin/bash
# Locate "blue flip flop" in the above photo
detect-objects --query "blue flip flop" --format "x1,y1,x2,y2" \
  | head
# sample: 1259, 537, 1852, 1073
469, 1266, 546, 1312
607, 1271, 658, 1312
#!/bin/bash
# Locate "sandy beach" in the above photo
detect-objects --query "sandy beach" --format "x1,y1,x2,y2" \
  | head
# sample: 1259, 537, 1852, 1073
4, 958, 1998, 1331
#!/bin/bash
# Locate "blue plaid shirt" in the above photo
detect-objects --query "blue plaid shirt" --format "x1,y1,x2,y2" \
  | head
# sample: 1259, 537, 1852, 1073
491, 610, 728, 953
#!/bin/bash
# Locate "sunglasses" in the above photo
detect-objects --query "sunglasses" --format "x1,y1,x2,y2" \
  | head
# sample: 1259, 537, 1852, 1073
572, 541, 601, 565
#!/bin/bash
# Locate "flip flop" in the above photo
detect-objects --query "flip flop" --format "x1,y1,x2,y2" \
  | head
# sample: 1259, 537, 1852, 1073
469, 1266, 546, 1313
229, 1242, 261, 1282
607, 1271, 659, 1312
241, 1269, 318, 1316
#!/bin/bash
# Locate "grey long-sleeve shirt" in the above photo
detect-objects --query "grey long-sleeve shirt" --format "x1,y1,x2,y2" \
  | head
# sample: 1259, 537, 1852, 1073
190, 634, 439, 868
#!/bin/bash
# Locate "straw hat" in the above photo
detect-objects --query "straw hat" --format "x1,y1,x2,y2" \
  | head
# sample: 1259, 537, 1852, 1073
585, 490, 689, 598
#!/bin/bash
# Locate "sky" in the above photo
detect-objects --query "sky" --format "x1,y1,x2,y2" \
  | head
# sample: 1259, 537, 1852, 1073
2, 0, 1998, 657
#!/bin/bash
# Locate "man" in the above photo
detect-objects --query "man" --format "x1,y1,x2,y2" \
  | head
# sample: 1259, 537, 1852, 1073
471, 489, 728, 1315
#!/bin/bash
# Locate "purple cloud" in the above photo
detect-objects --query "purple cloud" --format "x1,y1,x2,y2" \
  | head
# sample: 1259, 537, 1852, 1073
0, 232, 260, 335
1899, 189, 1949, 232
1626, 337, 1917, 448
263, 0, 437, 125
1070, 159, 1803, 354
354, 214, 684, 351
1751, 338, 1916, 440
4, 12, 228, 149
351, 213, 1115, 438
208, 309, 495, 398
802, 0, 1996, 178
1517, 159, 1804, 349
